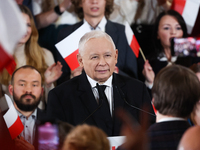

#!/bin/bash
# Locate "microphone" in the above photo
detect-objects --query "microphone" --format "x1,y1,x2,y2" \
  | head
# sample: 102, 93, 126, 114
81, 83, 104, 124
114, 85, 156, 117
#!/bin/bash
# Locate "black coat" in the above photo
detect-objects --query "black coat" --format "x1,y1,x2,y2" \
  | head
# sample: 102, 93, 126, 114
148, 120, 191, 150
46, 72, 155, 136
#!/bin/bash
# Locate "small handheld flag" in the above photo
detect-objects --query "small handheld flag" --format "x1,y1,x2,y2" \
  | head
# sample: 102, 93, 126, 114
3, 94, 24, 139
55, 23, 91, 71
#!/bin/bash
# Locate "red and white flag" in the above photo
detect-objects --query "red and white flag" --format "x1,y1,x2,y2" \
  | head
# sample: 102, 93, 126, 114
55, 23, 91, 71
124, 21, 140, 58
171, 0, 200, 34
0, 0, 26, 75
3, 94, 24, 139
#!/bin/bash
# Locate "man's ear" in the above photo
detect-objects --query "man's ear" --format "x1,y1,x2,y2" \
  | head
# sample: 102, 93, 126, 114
77, 54, 84, 67
152, 98, 155, 105
8, 85, 13, 96
41, 87, 44, 96
115, 49, 118, 65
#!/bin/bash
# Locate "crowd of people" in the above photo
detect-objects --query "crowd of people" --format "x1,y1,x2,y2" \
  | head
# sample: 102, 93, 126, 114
1, 0, 200, 150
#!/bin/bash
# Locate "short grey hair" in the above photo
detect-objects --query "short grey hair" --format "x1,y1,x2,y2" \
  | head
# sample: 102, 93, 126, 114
78, 30, 116, 56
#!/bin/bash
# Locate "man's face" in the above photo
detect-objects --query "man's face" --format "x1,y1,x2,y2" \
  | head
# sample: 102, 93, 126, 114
78, 37, 118, 83
9, 68, 43, 112
81, 0, 106, 20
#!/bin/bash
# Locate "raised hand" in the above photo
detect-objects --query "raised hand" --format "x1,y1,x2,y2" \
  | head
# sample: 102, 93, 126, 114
142, 60, 155, 85
71, 66, 83, 78
14, 136, 35, 150
44, 61, 63, 87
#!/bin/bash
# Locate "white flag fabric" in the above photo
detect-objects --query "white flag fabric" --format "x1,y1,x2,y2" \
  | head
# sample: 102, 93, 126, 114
55, 23, 91, 70
171, 0, 200, 34
3, 94, 24, 139
107, 136, 125, 150
124, 21, 140, 58
0, 0, 26, 74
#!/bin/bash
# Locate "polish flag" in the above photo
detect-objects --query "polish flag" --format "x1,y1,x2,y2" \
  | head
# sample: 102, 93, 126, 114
0, 0, 26, 74
124, 21, 140, 58
3, 95, 24, 139
171, 0, 200, 34
55, 23, 91, 71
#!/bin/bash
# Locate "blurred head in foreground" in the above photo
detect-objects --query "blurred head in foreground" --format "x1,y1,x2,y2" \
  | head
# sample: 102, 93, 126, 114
62, 124, 110, 150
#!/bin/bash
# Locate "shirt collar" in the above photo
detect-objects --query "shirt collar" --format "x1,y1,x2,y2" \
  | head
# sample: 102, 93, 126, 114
17, 108, 37, 119
83, 16, 107, 32
158, 52, 177, 62
86, 74, 113, 88
158, 117, 186, 123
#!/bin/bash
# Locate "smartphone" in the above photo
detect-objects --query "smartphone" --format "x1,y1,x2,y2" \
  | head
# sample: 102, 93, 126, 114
171, 37, 200, 57
36, 121, 59, 150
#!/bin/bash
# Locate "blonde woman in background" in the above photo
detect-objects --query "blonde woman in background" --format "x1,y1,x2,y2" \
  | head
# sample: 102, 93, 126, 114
0, 5, 62, 109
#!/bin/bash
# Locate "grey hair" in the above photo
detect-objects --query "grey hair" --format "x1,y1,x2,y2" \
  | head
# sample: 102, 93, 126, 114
78, 30, 116, 56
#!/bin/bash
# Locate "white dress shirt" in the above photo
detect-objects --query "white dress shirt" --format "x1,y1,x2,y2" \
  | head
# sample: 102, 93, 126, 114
17, 109, 37, 144
83, 16, 107, 32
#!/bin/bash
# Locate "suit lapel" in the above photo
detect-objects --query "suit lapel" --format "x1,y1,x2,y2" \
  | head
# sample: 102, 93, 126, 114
73, 21, 83, 31
78, 72, 99, 121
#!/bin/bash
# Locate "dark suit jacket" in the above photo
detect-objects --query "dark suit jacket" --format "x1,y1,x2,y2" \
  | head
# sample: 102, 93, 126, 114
56, 20, 137, 84
148, 120, 191, 150
46, 72, 155, 136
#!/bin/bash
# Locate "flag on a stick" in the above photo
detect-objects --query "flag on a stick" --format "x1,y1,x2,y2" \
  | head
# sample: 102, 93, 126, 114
124, 21, 140, 58
171, 0, 200, 34
55, 23, 91, 71
3, 94, 24, 139
0, 0, 26, 74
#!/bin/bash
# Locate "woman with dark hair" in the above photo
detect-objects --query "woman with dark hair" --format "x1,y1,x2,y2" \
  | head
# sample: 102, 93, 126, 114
0, 5, 62, 108
142, 10, 188, 88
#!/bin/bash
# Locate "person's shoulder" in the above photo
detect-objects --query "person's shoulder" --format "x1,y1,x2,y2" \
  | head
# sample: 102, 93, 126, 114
107, 20, 125, 27
57, 21, 83, 42
114, 73, 145, 86
41, 47, 55, 65
51, 74, 80, 92
42, 47, 53, 57
36, 108, 47, 121
59, 21, 83, 32
107, 20, 125, 30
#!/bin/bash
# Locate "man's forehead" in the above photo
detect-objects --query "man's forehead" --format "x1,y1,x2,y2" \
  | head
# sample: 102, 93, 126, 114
14, 68, 41, 82
85, 37, 114, 49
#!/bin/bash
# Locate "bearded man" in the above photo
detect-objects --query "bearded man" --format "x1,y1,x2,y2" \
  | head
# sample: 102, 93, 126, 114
8, 65, 45, 147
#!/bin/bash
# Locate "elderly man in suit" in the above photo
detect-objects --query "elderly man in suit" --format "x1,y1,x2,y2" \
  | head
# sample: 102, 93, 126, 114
56, 0, 137, 84
148, 65, 200, 150
47, 31, 155, 136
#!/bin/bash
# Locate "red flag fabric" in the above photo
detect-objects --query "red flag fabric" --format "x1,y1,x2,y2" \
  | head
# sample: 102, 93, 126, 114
55, 23, 91, 71
0, 44, 16, 75
3, 95, 24, 139
171, 0, 200, 35
125, 21, 140, 58
0, 0, 26, 74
